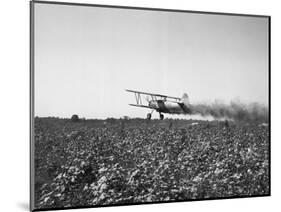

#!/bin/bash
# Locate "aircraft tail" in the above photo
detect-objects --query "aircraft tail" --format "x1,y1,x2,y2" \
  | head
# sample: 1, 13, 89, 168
181, 93, 190, 105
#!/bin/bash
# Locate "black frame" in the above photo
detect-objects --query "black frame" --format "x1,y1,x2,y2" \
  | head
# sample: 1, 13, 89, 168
30, 1, 271, 211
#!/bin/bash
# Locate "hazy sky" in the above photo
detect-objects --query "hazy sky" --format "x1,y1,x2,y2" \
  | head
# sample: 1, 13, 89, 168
34, 3, 269, 119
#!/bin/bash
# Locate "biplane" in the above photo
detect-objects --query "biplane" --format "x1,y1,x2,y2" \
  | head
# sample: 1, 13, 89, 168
126, 89, 192, 120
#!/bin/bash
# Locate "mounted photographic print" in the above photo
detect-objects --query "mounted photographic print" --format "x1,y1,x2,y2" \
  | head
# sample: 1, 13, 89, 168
30, 1, 270, 211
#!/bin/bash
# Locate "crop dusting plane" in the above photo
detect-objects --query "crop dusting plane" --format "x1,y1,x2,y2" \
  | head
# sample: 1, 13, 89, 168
126, 89, 192, 120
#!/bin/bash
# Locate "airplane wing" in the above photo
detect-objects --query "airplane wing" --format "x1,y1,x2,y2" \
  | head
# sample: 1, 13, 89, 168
126, 89, 181, 101
129, 104, 156, 109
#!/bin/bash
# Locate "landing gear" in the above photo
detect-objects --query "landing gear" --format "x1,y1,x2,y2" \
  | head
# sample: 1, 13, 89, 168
147, 109, 155, 120
147, 111, 164, 120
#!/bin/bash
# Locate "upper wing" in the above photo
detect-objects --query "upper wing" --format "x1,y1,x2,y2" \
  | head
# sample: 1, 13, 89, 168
126, 89, 181, 101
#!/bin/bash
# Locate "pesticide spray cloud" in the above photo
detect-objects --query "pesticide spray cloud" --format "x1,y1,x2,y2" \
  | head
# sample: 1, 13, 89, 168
190, 100, 269, 122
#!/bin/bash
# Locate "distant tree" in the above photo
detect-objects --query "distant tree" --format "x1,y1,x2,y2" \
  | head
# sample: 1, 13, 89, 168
71, 114, 80, 122
106, 117, 117, 124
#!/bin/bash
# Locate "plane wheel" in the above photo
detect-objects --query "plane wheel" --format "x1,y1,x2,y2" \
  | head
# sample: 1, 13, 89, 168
147, 113, 152, 120
160, 114, 164, 120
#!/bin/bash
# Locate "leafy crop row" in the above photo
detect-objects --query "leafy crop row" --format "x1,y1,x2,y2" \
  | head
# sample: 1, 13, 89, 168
34, 118, 269, 209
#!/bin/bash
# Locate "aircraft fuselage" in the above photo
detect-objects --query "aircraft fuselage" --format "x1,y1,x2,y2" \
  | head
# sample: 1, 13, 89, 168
148, 100, 191, 114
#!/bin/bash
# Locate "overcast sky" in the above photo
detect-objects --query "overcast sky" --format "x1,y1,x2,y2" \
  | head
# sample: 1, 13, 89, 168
34, 3, 269, 119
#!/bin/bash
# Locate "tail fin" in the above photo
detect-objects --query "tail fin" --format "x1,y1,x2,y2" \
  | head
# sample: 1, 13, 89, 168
181, 93, 190, 106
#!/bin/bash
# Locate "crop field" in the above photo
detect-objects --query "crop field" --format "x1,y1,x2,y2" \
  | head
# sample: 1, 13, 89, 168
34, 117, 269, 209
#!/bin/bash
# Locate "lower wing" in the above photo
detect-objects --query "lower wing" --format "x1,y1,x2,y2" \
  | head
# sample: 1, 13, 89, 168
129, 104, 156, 110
